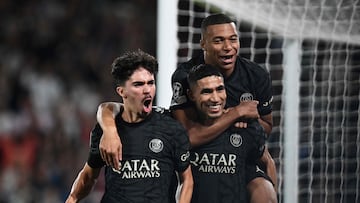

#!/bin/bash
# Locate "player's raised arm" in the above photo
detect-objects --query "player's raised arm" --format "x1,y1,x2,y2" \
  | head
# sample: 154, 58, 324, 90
65, 163, 101, 203
96, 102, 122, 169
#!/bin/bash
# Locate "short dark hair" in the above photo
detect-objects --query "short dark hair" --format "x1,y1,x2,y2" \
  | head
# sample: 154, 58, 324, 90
111, 49, 158, 87
201, 13, 236, 34
187, 64, 223, 89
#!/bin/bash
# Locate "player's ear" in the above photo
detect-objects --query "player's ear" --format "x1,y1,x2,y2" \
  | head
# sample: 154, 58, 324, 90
116, 86, 126, 98
187, 89, 195, 102
200, 39, 205, 51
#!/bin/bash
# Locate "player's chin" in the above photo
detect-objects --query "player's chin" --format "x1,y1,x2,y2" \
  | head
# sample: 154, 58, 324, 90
139, 109, 152, 118
207, 111, 222, 119
220, 61, 235, 70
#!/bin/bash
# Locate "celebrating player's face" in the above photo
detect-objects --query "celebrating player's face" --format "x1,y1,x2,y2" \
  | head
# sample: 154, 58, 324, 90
190, 75, 226, 122
118, 67, 155, 117
201, 23, 239, 77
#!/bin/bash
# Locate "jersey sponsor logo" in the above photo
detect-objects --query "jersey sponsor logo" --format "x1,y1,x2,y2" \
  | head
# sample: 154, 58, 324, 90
239, 92, 253, 102
190, 152, 237, 174
149, 138, 163, 153
112, 159, 161, 179
230, 133, 243, 148
181, 151, 190, 162
170, 82, 187, 106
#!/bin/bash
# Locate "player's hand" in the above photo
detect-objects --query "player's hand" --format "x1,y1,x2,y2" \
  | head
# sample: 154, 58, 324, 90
235, 100, 260, 119
99, 127, 122, 170
234, 121, 248, 128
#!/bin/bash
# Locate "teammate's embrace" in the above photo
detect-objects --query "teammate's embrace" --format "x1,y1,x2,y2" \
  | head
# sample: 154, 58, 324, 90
96, 13, 277, 203
65, 50, 193, 203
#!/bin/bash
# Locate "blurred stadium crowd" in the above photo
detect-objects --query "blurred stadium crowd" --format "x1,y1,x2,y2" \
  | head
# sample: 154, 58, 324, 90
0, 0, 156, 202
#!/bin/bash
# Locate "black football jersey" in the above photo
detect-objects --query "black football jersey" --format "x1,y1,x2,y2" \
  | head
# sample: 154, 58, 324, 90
190, 121, 266, 203
170, 54, 273, 116
87, 107, 190, 203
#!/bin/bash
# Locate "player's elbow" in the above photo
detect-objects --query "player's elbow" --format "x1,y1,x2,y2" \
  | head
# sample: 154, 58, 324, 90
260, 148, 275, 167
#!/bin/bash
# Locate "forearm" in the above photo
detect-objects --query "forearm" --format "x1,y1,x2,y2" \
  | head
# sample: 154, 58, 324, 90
188, 108, 240, 147
66, 165, 98, 202
258, 118, 272, 136
258, 113, 273, 136
178, 166, 194, 203
97, 102, 123, 167
96, 102, 121, 130
175, 101, 259, 147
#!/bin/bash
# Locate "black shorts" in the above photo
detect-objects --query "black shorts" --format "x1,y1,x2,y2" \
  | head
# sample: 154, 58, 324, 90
245, 163, 274, 186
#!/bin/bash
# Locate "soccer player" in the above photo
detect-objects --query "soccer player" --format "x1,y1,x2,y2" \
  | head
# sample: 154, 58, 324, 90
65, 50, 193, 203
97, 13, 277, 203
170, 13, 277, 203
187, 64, 267, 202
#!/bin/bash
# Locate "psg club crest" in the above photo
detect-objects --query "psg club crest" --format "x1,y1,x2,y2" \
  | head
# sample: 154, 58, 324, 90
230, 133, 243, 148
239, 92, 254, 102
149, 138, 163, 153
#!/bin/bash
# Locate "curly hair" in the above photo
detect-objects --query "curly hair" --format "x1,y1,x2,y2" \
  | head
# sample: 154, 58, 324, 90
111, 49, 158, 87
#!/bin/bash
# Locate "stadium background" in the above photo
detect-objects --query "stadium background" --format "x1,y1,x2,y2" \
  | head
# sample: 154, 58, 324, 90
0, 1, 156, 202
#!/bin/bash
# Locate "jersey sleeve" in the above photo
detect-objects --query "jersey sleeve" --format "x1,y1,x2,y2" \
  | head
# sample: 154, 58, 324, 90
171, 123, 191, 173
169, 65, 192, 111
255, 67, 273, 116
87, 124, 106, 168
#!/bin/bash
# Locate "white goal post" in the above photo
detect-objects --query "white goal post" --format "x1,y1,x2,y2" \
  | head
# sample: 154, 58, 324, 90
157, 0, 360, 203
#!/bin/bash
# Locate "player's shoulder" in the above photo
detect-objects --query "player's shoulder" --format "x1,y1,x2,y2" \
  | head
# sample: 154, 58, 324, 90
152, 106, 171, 116
174, 55, 204, 74
173, 61, 193, 79
152, 106, 176, 122
237, 56, 269, 76
151, 106, 187, 131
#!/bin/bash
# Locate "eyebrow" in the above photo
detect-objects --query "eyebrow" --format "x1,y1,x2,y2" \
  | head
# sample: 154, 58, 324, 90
132, 79, 155, 85
200, 85, 225, 94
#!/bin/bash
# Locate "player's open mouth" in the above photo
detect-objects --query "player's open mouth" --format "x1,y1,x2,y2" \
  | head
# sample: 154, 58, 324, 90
221, 55, 232, 59
143, 98, 152, 113
220, 55, 233, 64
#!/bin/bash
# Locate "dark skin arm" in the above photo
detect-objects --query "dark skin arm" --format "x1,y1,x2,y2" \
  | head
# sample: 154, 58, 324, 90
258, 113, 273, 136
172, 101, 260, 147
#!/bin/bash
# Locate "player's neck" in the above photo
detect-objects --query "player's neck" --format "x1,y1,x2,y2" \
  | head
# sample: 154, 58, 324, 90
197, 112, 216, 126
121, 107, 148, 123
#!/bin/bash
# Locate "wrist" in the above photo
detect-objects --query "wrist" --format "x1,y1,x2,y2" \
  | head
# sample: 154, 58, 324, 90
102, 125, 117, 135
229, 106, 243, 120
